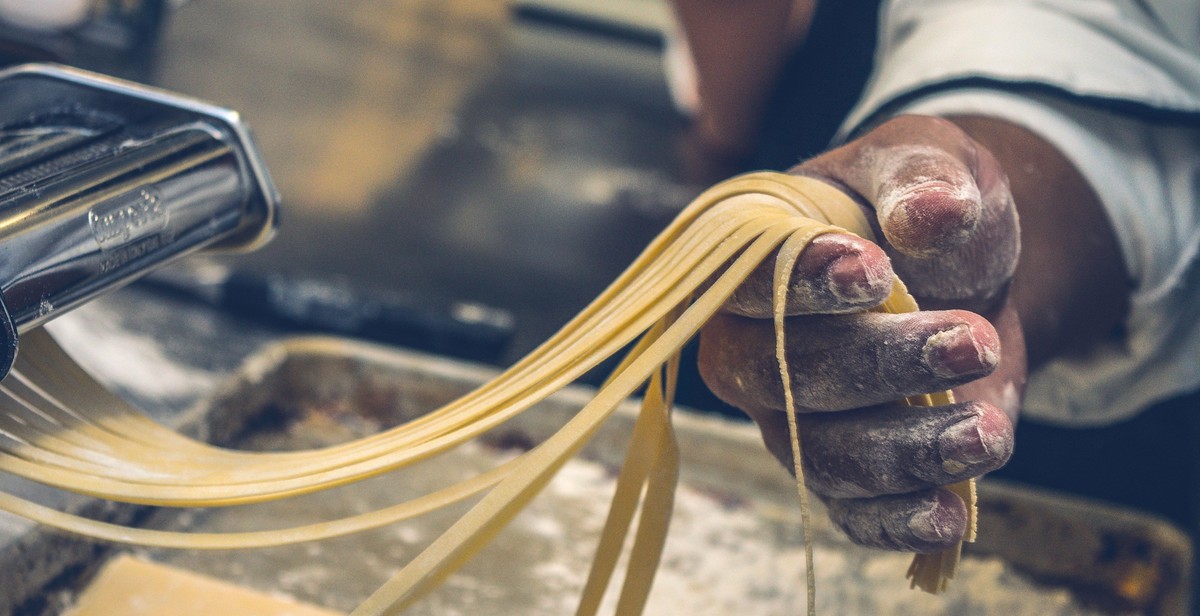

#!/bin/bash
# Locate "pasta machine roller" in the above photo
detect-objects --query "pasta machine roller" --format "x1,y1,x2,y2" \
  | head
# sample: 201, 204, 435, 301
0, 63, 279, 379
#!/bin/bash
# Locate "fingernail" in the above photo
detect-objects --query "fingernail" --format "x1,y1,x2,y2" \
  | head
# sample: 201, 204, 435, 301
907, 501, 954, 545
922, 324, 992, 378
938, 414, 991, 472
825, 251, 890, 305
879, 182, 980, 255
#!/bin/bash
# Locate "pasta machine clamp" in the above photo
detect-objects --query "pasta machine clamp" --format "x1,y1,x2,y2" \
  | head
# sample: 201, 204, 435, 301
0, 63, 280, 379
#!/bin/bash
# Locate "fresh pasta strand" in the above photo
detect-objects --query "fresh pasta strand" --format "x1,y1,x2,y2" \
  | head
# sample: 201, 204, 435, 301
0, 172, 975, 613
774, 229, 824, 616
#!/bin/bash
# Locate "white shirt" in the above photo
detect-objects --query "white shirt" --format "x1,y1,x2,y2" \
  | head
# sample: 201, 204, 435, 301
838, 0, 1200, 425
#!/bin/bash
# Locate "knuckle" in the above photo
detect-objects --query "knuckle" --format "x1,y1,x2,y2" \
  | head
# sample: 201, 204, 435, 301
697, 319, 780, 410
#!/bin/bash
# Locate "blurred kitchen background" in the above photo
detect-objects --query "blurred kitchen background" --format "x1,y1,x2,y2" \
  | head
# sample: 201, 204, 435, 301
2, 0, 1198, 587
0, 0, 696, 364
148, 0, 698, 362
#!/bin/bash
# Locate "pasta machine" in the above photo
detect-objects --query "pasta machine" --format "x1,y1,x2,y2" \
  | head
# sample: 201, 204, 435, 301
0, 63, 279, 379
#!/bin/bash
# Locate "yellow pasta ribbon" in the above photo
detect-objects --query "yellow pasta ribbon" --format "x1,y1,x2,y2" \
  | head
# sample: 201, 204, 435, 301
0, 172, 975, 614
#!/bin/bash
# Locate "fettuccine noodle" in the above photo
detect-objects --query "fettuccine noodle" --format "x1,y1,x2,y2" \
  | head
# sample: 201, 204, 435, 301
0, 172, 974, 615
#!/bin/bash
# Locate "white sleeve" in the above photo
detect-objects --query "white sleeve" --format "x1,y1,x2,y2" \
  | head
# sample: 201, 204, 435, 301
839, 0, 1200, 136
836, 0, 1200, 425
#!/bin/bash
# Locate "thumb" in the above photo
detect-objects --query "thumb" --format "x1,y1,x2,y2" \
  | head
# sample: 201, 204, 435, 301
796, 116, 1020, 308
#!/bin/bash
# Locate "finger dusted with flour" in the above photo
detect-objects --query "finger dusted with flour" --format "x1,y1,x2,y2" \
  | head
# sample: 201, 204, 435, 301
826, 488, 970, 553
700, 309, 1001, 412
724, 233, 895, 318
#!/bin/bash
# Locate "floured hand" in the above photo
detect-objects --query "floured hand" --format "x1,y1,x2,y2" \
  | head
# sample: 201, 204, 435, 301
699, 115, 1022, 552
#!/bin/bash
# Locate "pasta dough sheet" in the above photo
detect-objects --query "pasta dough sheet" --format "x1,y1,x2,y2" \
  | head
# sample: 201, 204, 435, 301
66, 554, 343, 616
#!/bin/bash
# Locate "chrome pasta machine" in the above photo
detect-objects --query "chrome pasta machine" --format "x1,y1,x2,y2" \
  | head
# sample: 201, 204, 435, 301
0, 63, 279, 379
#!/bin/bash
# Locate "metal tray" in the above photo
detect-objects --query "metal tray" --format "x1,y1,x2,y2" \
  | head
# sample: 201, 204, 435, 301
4, 337, 1193, 615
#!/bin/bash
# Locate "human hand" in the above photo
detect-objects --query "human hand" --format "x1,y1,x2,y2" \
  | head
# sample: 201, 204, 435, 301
698, 115, 1022, 552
